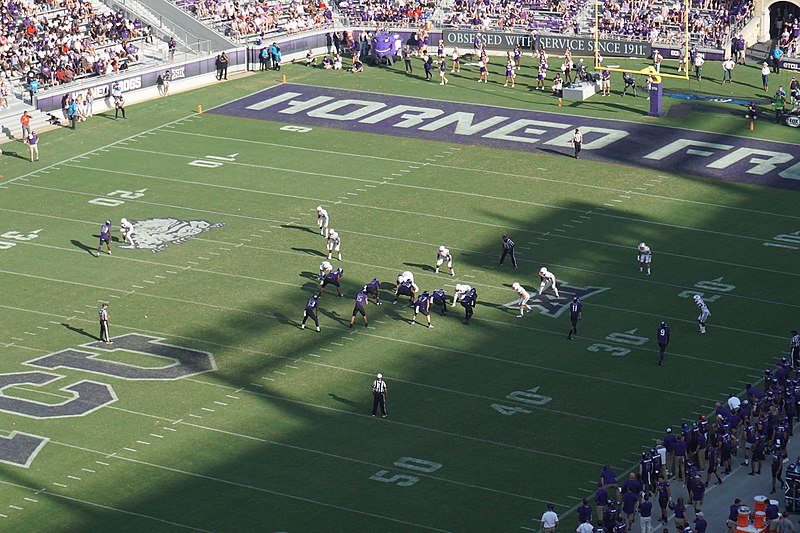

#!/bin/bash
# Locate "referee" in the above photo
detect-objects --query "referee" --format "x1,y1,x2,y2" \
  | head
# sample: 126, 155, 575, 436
500, 234, 517, 268
99, 303, 112, 344
791, 329, 799, 369
371, 373, 388, 417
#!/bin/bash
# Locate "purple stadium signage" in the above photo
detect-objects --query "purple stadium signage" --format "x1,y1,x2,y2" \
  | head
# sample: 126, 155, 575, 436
211, 84, 800, 189
442, 30, 652, 57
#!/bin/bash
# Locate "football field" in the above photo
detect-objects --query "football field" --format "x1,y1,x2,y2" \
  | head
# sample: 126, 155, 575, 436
0, 71, 797, 532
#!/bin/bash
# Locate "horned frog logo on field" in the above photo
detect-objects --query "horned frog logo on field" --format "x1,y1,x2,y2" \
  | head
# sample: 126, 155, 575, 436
122, 218, 224, 252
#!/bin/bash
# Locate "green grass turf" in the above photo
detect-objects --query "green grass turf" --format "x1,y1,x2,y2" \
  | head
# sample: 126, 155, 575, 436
0, 70, 796, 532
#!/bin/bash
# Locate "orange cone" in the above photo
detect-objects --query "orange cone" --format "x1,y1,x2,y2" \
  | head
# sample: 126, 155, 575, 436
749, 121, 754, 131
197, 105, 203, 114
558, 98, 562, 107
282, 74, 286, 83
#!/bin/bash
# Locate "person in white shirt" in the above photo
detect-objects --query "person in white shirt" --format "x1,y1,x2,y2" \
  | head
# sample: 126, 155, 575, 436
638, 242, 652, 275
319, 260, 333, 284
539, 267, 560, 298
511, 282, 532, 317
435, 245, 454, 276
541, 503, 559, 533
316, 206, 329, 236
326, 229, 341, 260
722, 58, 735, 84
119, 217, 135, 245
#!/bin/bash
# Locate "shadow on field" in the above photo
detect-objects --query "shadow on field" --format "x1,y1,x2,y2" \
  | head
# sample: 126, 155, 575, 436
328, 393, 358, 407
70, 239, 96, 255
61, 322, 99, 340
291, 247, 326, 257
402, 262, 435, 272
282, 224, 318, 234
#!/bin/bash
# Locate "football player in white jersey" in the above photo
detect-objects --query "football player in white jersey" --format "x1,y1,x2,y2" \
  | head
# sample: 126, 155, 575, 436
538, 267, 560, 298
393, 271, 417, 304
316, 206, 329, 237
511, 282, 532, 318
120, 217, 135, 245
395, 271, 418, 292
452, 283, 472, 307
326, 229, 341, 260
638, 242, 652, 275
319, 260, 333, 284
693, 294, 711, 334
435, 245, 455, 276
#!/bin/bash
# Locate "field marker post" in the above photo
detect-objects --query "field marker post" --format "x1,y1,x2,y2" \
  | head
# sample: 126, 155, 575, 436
749, 121, 754, 131
197, 105, 203, 114
282, 74, 286, 83
558, 98, 562, 107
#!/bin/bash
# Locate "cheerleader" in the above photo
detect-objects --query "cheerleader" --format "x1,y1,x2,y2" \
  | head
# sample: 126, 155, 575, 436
536, 62, 546, 90
450, 47, 460, 73
504, 55, 515, 87
513, 43, 522, 70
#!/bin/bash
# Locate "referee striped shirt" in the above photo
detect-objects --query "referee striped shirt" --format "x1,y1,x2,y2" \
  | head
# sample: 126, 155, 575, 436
792, 334, 800, 348
373, 379, 387, 394
503, 238, 514, 249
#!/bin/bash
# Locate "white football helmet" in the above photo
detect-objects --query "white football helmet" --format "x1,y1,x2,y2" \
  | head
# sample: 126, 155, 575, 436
512, 282, 521, 291
321, 261, 332, 270
693, 294, 702, 302
438, 245, 446, 254
539, 267, 548, 276
638, 242, 647, 252
328, 229, 336, 238
455, 284, 465, 292
120, 217, 129, 226
316, 206, 324, 214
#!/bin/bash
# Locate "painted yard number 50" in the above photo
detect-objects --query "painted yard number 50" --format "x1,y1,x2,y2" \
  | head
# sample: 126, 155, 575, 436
369, 457, 442, 487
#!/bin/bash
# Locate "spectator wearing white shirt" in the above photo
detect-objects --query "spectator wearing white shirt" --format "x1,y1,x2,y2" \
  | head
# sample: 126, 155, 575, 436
541, 503, 559, 533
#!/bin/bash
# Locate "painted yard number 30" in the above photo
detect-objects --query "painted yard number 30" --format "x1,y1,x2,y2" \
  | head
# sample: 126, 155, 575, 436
0, 334, 215, 468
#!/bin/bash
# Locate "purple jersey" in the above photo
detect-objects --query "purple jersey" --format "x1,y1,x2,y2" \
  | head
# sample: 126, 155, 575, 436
100, 223, 111, 240
657, 325, 670, 344
355, 292, 367, 307
305, 297, 318, 312
366, 279, 380, 294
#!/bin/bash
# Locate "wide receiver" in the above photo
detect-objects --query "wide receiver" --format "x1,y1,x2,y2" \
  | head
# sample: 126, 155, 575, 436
638, 242, 652, 275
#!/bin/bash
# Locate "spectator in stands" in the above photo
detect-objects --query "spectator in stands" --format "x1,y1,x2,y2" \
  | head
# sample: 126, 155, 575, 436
0, 81, 9, 110
168, 36, 177, 61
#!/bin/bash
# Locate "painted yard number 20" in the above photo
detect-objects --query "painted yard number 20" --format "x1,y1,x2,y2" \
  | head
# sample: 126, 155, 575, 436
0, 333, 215, 468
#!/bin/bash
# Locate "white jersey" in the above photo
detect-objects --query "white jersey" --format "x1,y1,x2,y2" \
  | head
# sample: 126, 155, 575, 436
638, 245, 652, 263
436, 248, 452, 268
452, 284, 472, 306
539, 271, 559, 298
326, 231, 340, 248
319, 261, 332, 276
515, 286, 531, 302
120, 219, 134, 235
399, 271, 414, 284
317, 208, 329, 225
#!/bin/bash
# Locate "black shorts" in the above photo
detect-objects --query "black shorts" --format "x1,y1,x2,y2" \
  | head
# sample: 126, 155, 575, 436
753, 449, 765, 461
414, 306, 429, 316
100, 237, 110, 244
571, 315, 579, 326
397, 286, 413, 297
352, 305, 365, 317
322, 279, 340, 288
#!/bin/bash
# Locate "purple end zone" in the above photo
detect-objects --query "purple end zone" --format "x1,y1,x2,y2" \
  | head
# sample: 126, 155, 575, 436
211, 84, 800, 190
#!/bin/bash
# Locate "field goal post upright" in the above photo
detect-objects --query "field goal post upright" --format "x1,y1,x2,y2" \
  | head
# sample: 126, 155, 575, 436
592, 0, 691, 82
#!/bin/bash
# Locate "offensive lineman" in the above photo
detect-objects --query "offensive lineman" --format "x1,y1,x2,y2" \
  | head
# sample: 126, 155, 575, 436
301, 294, 321, 331
393, 271, 417, 304
432, 289, 447, 316
511, 282, 532, 318
460, 286, 477, 325
319, 260, 333, 284
452, 284, 473, 307
320, 267, 343, 297
326, 229, 342, 261
638, 242, 652, 275
120, 217, 135, 245
364, 278, 381, 305
538, 267, 560, 298
435, 245, 455, 276
693, 294, 711, 334
316, 206, 329, 237
411, 290, 434, 328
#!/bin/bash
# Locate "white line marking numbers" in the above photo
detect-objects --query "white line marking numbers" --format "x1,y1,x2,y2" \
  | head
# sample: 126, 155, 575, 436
763, 230, 800, 250
88, 189, 147, 207
369, 457, 442, 487
0, 229, 42, 250
491, 386, 552, 415
188, 153, 239, 169
677, 277, 737, 303
587, 329, 649, 357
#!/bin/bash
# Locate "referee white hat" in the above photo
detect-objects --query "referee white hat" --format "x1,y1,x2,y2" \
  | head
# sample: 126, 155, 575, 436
376, 373, 382, 379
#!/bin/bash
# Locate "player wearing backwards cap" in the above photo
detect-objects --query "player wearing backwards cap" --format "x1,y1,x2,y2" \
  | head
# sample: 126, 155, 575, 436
315, 206, 329, 236
120, 218, 135, 246
349, 287, 369, 328
538, 267, 559, 298
511, 282, 532, 318
300, 294, 320, 331
318, 260, 333, 284
693, 294, 711, 333
97, 219, 112, 256
568, 296, 582, 339
434, 245, 455, 276
656, 320, 670, 365
393, 271, 417, 304
371, 372, 387, 417
638, 242, 652, 275
411, 290, 433, 328
326, 229, 341, 260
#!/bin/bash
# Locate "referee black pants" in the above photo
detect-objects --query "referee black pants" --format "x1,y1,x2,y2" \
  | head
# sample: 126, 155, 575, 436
500, 247, 517, 267
372, 393, 386, 416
